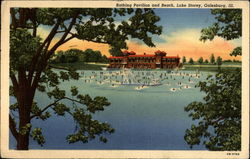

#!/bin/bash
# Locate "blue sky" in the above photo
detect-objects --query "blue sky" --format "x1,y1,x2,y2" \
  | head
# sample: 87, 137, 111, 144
155, 8, 215, 31
150, 9, 216, 43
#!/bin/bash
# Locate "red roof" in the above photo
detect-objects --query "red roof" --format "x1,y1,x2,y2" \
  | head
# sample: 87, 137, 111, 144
109, 55, 179, 59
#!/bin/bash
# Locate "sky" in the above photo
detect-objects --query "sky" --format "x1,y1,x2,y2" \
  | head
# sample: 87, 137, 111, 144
38, 8, 241, 60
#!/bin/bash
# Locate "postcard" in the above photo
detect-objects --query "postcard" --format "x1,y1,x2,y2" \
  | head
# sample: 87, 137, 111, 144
1, 0, 249, 158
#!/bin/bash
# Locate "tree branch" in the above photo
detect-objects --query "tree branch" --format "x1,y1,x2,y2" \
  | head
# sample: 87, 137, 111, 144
212, 117, 225, 124
47, 12, 79, 59
18, 67, 27, 85
31, 12, 80, 100
28, 19, 62, 84
9, 115, 19, 140
30, 96, 84, 119
43, 36, 53, 56
29, 19, 63, 93
10, 74, 19, 90
30, 13, 79, 93
10, 8, 17, 29
30, 98, 63, 119
61, 35, 76, 45
63, 96, 84, 105
30, 9, 37, 37
30, 11, 80, 90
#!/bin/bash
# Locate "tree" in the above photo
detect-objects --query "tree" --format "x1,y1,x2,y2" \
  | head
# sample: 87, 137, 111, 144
88, 50, 102, 62
197, 57, 204, 65
184, 70, 241, 150
204, 59, 209, 64
64, 49, 80, 63
216, 56, 223, 69
10, 8, 162, 150
184, 9, 242, 151
53, 49, 108, 63
188, 58, 194, 64
230, 46, 242, 57
182, 56, 186, 64
109, 47, 123, 56
200, 9, 241, 42
101, 55, 108, 63
210, 54, 215, 64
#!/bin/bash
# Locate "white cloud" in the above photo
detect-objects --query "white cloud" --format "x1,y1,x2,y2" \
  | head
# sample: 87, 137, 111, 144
159, 28, 202, 45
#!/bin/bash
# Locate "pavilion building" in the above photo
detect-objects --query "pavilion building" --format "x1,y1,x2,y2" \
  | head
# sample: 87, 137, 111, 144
108, 50, 180, 69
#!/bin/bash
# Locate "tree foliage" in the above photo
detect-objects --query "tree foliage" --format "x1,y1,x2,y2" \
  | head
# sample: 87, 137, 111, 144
197, 57, 204, 64
53, 48, 108, 63
210, 54, 216, 64
184, 70, 241, 150
230, 46, 242, 57
216, 56, 223, 68
188, 58, 194, 64
182, 56, 186, 64
9, 8, 162, 150
109, 47, 123, 56
200, 9, 241, 42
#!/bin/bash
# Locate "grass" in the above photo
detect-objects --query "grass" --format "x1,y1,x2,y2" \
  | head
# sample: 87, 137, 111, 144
183, 63, 241, 72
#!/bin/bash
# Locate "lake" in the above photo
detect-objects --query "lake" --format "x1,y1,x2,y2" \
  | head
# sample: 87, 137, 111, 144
10, 69, 215, 150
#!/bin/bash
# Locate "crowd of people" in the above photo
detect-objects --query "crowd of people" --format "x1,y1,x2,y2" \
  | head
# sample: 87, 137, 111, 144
79, 69, 202, 92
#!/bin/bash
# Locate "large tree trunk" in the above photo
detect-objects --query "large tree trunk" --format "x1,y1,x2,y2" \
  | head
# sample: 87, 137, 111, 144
15, 69, 35, 150
16, 98, 31, 150
16, 131, 30, 150
16, 87, 33, 150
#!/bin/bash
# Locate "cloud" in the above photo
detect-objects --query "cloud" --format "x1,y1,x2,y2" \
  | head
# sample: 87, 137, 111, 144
126, 28, 241, 60
37, 26, 50, 40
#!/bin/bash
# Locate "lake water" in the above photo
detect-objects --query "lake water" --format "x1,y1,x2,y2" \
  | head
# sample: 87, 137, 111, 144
10, 69, 215, 150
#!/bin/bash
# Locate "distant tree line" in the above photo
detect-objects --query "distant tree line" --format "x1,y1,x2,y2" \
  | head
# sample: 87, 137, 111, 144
182, 54, 241, 66
52, 49, 108, 63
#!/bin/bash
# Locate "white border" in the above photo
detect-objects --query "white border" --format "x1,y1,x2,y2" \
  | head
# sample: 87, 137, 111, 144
1, 1, 249, 158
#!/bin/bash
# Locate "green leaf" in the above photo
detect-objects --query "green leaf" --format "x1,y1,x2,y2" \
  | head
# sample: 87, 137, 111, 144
230, 47, 242, 57
47, 86, 65, 99
40, 111, 51, 120
66, 108, 115, 144
53, 103, 70, 116
19, 123, 32, 135
31, 128, 45, 146
70, 86, 78, 96
10, 103, 18, 111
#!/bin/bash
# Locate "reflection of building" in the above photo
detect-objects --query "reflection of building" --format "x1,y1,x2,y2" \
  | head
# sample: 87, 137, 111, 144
108, 50, 180, 69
